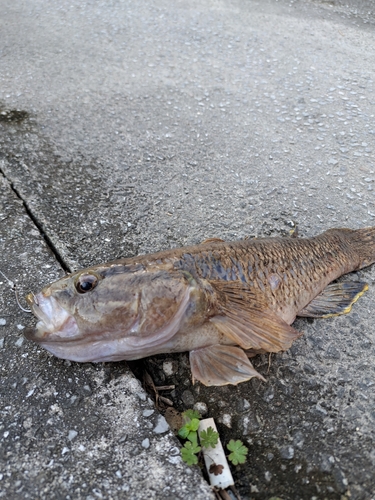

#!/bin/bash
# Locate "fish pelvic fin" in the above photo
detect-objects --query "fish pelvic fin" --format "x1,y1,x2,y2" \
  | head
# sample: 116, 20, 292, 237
208, 280, 302, 352
297, 280, 368, 318
189, 344, 265, 386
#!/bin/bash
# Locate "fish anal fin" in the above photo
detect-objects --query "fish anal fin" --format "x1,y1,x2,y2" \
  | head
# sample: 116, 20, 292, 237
189, 345, 265, 386
208, 279, 302, 352
201, 237, 225, 245
297, 281, 368, 318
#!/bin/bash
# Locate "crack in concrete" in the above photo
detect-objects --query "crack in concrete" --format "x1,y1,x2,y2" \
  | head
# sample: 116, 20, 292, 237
0, 167, 72, 274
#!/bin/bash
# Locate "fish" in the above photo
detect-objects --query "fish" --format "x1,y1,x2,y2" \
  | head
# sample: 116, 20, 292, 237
24, 226, 375, 386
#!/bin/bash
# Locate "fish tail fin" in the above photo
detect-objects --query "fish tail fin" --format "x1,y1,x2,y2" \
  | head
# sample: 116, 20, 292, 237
350, 226, 375, 270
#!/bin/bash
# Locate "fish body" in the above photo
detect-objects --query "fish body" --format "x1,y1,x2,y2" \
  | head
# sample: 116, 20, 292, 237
25, 227, 375, 386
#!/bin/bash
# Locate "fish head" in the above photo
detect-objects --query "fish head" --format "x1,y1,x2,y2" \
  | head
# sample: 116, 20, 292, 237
24, 262, 206, 362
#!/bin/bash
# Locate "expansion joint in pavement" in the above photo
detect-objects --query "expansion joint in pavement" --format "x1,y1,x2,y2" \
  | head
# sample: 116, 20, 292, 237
0, 166, 71, 274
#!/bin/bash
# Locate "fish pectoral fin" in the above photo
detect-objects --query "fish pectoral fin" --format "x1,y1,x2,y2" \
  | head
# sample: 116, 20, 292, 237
211, 308, 302, 352
189, 345, 265, 386
297, 281, 368, 318
208, 279, 302, 352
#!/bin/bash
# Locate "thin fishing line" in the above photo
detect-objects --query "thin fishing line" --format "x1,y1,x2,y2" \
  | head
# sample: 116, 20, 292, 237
0, 269, 32, 313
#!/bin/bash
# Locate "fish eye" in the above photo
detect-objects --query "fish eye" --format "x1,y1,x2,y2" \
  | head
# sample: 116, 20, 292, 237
75, 274, 98, 294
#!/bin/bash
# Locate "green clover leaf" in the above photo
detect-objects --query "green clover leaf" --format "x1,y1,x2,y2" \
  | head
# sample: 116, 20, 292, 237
188, 418, 200, 432
178, 426, 190, 439
181, 441, 201, 466
187, 431, 198, 446
178, 417, 200, 440
182, 409, 201, 421
199, 426, 219, 449
227, 439, 248, 465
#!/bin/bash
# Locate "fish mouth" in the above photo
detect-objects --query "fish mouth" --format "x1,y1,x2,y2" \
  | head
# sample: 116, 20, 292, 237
24, 292, 80, 343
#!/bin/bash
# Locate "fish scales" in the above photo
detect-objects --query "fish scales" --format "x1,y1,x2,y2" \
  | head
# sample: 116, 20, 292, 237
24, 226, 375, 386
167, 232, 358, 322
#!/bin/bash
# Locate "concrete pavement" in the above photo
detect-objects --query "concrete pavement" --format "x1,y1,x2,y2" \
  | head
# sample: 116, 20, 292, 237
1, 0, 375, 498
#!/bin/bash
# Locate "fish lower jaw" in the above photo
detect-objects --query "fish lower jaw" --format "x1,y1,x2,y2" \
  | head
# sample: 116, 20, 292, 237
28, 315, 81, 342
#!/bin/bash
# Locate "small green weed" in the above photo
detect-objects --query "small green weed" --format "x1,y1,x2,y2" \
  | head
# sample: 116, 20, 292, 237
199, 426, 219, 448
181, 441, 201, 465
178, 410, 248, 469
226, 439, 248, 465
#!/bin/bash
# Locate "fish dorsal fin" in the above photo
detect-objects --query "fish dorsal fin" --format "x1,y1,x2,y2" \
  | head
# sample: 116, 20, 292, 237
209, 280, 302, 352
297, 281, 368, 318
190, 344, 265, 386
201, 237, 225, 245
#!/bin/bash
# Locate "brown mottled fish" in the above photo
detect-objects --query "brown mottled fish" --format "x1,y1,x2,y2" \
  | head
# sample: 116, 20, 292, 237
24, 227, 375, 386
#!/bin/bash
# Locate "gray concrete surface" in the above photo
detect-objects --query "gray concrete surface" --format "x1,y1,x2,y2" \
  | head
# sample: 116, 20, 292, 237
1, 0, 375, 498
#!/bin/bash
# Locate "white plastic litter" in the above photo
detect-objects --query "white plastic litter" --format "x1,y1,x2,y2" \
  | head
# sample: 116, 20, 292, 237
198, 418, 234, 489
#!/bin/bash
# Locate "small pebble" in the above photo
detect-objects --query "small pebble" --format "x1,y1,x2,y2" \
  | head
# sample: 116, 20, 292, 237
243, 399, 251, 410
181, 390, 194, 407
163, 360, 177, 376
169, 446, 180, 456
26, 388, 35, 398
193, 402, 208, 416
221, 414, 232, 428
68, 430, 78, 441
0, 319, 6, 326
137, 392, 146, 401
142, 409, 154, 417
141, 438, 150, 449
280, 445, 294, 459
17, 324, 25, 330
115, 470, 122, 478
15, 337, 24, 347
168, 455, 181, 465
0, 338, 4, 348
153, 415, 169, 434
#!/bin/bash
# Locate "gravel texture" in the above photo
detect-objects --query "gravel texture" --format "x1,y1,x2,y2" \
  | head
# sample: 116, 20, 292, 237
1, 0, 375, 498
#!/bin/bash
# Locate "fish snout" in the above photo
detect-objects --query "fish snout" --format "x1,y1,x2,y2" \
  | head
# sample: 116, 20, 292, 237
24, 292, 80, 342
